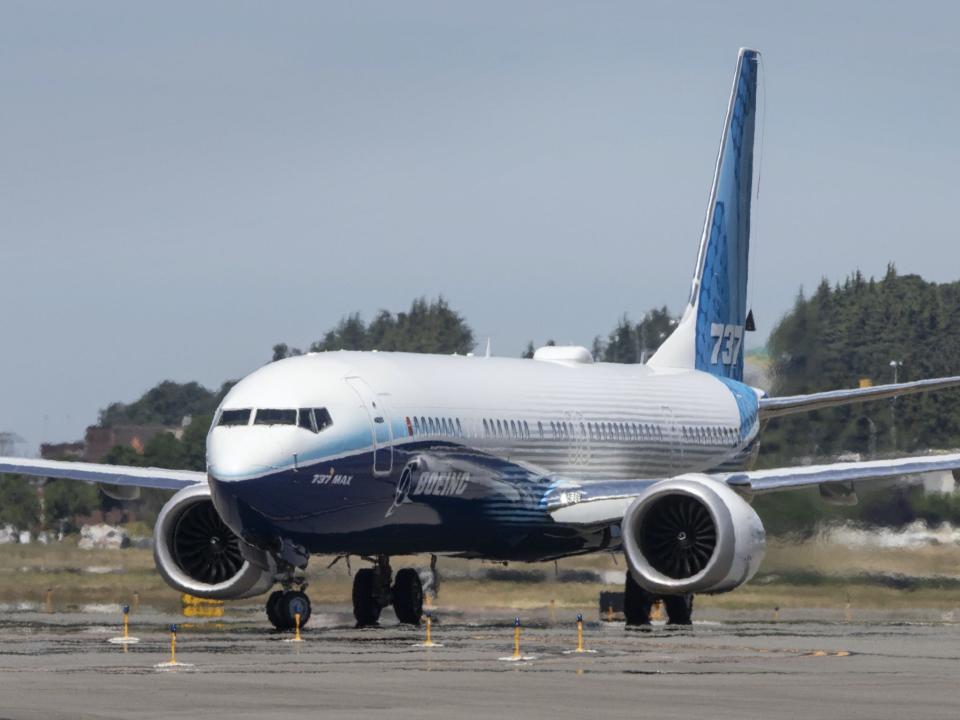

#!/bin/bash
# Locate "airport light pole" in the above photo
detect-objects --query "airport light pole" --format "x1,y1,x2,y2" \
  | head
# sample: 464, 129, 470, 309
889, 360, 903, 449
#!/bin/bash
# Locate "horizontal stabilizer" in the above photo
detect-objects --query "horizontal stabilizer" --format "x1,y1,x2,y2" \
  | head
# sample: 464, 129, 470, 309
0, 457, 204, 491
759, 376, 960, 419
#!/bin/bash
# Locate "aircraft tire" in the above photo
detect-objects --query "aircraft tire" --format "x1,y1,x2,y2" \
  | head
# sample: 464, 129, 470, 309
391, 567, 424, 625
266, 589, 287, 630
624, 573, 655, 626
352, 568, 382, 627
664, 594, 694, 625
281, 590, 312, 630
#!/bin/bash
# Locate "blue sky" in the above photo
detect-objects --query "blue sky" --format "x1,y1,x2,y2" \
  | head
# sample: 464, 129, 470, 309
2, 1, 958, 452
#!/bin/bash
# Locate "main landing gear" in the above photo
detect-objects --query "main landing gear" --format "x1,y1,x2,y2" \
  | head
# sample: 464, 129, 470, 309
266, 579, 312, 631
624, 573, 694, 626
352, 555, 424, 627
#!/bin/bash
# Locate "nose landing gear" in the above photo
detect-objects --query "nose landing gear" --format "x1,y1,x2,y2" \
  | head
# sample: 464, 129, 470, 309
266, 579, 312, 631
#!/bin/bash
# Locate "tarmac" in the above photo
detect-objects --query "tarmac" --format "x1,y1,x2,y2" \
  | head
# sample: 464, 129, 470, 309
1, 605, 959, 720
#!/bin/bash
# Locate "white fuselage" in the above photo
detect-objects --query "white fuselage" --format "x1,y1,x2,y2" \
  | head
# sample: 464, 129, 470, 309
209, 350, 761, 484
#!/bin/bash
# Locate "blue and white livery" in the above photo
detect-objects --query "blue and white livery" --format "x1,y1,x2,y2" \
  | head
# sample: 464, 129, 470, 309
4, 49, 960, 628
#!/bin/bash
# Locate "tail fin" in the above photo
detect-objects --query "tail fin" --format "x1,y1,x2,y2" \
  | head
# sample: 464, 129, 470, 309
648, 48, 759, 381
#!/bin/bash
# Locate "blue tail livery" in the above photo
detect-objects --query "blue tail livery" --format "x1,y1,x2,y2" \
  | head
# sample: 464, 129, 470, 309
649, 47, 759, 381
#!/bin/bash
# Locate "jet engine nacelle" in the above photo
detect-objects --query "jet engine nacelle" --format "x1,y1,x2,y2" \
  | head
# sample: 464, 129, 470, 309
153, 484, 275, 599
621, 474, 765, 595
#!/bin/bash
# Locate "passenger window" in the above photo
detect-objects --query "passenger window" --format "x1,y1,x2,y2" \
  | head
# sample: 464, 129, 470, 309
413, 417, 421, 435
496, 419, 503, 437
255, 409, 297, 426
483, 419, 489, 436
456, 418, 463, 437
218, 409, 251, 427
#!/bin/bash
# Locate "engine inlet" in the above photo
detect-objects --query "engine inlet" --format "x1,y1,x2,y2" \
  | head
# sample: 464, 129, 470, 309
638, 494, 717, 579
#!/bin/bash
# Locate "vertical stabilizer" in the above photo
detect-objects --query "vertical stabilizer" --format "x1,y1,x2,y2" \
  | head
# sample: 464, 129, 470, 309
648, 48, 759, 381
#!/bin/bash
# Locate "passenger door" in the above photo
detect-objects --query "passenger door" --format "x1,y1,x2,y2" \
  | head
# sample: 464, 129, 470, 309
345, 377, 394, 476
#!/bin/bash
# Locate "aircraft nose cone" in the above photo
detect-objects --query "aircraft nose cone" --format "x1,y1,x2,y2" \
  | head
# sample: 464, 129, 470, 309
207, 427, 284, 481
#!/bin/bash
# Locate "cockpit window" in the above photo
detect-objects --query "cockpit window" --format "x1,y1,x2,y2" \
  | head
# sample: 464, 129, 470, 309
297, 409, 314, 432
254, 409, 297, 426
297, 408, 333, 433
314, 408, 333, 431
218, 409, 252, 427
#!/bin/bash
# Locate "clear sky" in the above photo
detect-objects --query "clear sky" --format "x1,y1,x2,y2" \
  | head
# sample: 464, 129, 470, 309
1, 1, 958, 453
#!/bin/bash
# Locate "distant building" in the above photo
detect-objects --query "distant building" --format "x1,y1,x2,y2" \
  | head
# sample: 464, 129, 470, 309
39, 441, 85, 461
82, 425, 171, 462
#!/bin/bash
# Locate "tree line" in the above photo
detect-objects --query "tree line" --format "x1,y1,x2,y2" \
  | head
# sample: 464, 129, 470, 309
4, 271, 960, 534
759, 266, 960, 465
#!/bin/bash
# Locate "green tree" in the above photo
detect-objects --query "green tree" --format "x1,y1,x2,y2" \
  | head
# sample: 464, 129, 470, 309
275, 297, 475, 357
44, 479, 99, 530
99, 381, 218, 427
593, 307, 678, 363
142, 432, 187, 469
180, 415, 212, 471
0, 475, 40, 529
761, 268, 960, 465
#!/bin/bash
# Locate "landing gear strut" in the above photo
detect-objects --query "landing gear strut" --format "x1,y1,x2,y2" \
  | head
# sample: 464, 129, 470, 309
351, 556, 425, 627
663, 593, 694, 625
624, 573, 655, 626
623, 573, 694, 626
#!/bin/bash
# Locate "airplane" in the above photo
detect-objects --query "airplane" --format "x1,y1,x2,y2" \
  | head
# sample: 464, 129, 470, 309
4, 48, 960, 630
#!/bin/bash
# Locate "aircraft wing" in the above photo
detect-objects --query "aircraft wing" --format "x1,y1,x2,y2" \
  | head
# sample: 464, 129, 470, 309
759, 376, 960, 419
719, 452, 960, 494
0, 456, 204, 491
547, 452, 960, 525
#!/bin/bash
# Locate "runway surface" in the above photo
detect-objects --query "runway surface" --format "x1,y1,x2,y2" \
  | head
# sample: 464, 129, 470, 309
1, 606, 958, 720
